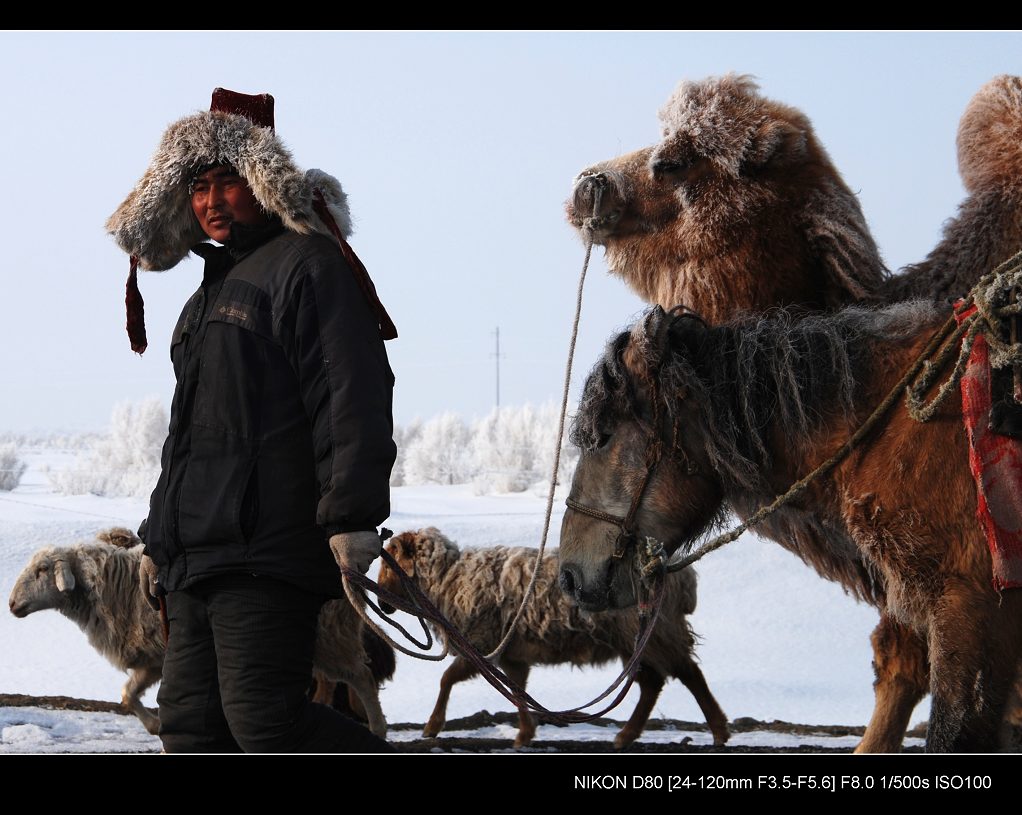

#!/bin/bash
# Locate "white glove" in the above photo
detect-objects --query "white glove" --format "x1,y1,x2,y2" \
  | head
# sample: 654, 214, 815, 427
329, 531, 382, 575
139, 554, 161, 611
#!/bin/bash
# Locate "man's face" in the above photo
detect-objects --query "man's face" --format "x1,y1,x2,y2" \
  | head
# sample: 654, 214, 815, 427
190, 166, 269, 243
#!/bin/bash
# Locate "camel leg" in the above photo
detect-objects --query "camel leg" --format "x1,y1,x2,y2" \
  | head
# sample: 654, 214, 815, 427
856, 613, 929, 753
122, 665, 162, 736
927, 583, 1022, 752
500, 659, 535, 748
424, 657, 478, 738
673, 656, 730, 746
614, 664, 665, 750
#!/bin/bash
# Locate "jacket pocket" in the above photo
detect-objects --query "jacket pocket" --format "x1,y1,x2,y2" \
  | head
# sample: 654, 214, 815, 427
176, 428, 257, 550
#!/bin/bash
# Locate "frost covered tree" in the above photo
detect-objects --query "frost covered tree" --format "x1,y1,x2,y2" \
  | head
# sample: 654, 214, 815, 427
395, 404, 580, 493
403, 412, 472, 486
470, 405, 540, 494
0, 444, 27, 491
531, 403, 580, 496
470, 403, 579, 495
390, 418, 422, 487
49, 399, 167, 498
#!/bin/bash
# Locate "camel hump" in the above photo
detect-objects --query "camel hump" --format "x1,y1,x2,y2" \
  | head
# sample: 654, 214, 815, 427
958, 75, 1022, 194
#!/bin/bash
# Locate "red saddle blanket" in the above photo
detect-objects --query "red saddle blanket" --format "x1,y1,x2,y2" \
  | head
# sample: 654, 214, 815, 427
956, 302, 1022, 590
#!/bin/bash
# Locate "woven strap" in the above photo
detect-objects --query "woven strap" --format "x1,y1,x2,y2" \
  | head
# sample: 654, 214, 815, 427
311, 189, 398, 340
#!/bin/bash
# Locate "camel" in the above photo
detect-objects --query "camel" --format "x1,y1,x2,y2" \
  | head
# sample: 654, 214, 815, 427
563, 74, 1022, 751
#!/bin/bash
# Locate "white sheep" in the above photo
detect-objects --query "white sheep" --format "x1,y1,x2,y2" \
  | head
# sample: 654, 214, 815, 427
378, 527, 730, 749
8, 528, 389, 739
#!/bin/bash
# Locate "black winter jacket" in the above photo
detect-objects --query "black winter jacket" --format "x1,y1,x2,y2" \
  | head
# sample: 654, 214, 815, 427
144, 222, 396, 596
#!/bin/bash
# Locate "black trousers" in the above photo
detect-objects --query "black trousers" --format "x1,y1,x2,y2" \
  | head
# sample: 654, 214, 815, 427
157, 573, 394, 753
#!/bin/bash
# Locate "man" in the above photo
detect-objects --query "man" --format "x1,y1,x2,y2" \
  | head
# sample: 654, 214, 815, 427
106, 89, 397, 752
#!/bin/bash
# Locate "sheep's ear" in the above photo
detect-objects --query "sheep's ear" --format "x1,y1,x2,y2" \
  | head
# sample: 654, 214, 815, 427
54, 560, 75, 593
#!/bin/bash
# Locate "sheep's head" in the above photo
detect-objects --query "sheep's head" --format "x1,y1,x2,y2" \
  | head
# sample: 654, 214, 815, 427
377, 532, 417, 613
376, 528, 460, 614
95, 527, 142, 549
9, 547, 76, 618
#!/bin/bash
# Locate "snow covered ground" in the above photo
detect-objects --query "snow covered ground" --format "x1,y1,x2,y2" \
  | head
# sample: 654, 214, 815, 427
0, 451, 930, 753
0, 707, 870, 754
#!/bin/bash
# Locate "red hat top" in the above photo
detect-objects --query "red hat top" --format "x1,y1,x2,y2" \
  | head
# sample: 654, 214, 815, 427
210, 88, 275, 130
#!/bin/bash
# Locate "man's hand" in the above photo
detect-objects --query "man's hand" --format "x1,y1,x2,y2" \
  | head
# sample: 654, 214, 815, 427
139, 554, 161, 611
330, 531, 383, 575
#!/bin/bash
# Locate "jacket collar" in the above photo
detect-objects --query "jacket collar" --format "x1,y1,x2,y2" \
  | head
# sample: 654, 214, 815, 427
191, 218, 286, 267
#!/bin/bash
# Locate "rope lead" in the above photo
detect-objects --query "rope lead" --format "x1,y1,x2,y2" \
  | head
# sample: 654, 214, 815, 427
483, 187, 603, 661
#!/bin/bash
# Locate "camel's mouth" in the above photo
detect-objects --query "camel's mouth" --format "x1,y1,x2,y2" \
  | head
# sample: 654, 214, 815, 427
567, 207, 622, 239
567, 169, 627, 243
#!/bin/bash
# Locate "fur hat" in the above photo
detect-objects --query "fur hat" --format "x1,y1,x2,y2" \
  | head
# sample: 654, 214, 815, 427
108, 89, 394, 353
108, 88, 353, 272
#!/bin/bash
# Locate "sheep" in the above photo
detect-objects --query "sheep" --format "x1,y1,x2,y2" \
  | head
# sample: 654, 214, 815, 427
377, 526, 729, 749
8, 527, 391, 739
310, 626, 397, 719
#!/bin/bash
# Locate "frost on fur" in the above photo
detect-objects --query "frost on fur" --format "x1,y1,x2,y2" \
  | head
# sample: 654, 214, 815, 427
0, 443, 27, 491
106, 111, 352, 271
48, 399, 166, 498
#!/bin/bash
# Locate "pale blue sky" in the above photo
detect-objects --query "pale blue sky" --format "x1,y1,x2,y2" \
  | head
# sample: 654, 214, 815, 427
1, 31, 1019, 431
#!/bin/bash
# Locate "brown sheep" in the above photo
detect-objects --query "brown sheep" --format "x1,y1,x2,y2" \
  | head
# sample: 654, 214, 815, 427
377, 527, 729, 749
310, 628, 397, 723
8, 527, 392, 739
563, 73, 1022, 752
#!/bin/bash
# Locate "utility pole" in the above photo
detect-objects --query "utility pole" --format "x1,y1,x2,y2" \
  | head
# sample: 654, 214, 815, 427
492, 327, 504, 408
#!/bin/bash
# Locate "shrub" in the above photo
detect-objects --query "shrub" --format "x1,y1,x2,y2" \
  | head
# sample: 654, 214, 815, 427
0, 444, 27, 491
48, 399, 167, 498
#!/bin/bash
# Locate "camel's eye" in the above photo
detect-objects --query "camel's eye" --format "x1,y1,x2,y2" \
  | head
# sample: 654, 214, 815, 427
651, 158, 689, 179
597, 431, 613, 449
